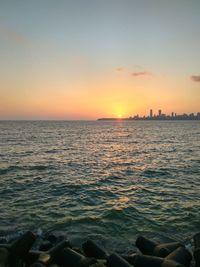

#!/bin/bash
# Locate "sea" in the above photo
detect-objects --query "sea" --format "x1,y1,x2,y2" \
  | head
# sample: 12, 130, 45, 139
0, 120, 200, 252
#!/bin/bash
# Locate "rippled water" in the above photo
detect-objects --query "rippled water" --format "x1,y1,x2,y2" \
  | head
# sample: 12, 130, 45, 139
0, 121, 200, 250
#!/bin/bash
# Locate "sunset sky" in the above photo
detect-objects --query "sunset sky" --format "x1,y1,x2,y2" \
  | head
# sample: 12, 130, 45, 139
0, 0, 200, 119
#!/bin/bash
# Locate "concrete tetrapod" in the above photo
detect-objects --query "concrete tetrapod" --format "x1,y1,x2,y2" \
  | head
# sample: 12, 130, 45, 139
194, 233, 200, 267
62, 247, 97, 267
120, 253, 137, 265
30, 263, 46, 267
133, 247, 192, 267
136, 236, 183, 257
29, 240, 71, 266
7, 231, 36, 267
107, 253, 133, 267
82, 239, 137, 265
0, 247, 9, 267
82, 240, 108, 259
165, 247, 192, 267
30, 263, 60, 267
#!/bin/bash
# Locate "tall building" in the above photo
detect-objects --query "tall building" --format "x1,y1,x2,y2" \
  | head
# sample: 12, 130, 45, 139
158, 109, 162, 116
150, 109, 153, 118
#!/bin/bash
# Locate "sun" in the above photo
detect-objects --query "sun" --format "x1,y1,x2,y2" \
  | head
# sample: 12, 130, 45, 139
118, 114, 122, 118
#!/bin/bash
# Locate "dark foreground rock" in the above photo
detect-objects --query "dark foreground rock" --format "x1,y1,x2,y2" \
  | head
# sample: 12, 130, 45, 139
0, 231, 198, 267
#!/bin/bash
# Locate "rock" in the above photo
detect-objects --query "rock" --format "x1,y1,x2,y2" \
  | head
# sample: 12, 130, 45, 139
133, 247, 191, 267
121, 253, 137, 265
194, 233, 200, 267
0, 247, 9, 266
136, 236, 170, 257
30, 263, 46, 267
46, 234, 57, 244
82, 240, 107, 259
9, 231, 36, 267
62, 247, 97, 267
165, 247, 192, 267
107, 253, 133, 267
39, 241, 53, 251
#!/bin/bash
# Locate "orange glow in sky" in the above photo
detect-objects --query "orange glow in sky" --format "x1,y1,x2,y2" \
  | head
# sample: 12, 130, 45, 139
0, 1, 200, 119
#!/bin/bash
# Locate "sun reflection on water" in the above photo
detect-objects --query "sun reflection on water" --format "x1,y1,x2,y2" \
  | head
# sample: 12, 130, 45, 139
113, 196, 130, 210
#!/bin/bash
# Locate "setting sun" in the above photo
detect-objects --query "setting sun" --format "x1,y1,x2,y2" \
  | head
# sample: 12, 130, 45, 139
0, 0, 199, 121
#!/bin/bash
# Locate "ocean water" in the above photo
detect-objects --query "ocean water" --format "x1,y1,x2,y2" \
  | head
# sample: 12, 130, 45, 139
0, 120, 200, 251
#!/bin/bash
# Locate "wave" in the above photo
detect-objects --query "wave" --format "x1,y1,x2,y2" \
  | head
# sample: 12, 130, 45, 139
0, 165, 22, 175
142, 169, 171, 177
0, 164, 57, 175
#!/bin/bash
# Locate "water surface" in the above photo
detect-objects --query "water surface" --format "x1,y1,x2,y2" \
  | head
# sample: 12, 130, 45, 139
0, 121, 199, 250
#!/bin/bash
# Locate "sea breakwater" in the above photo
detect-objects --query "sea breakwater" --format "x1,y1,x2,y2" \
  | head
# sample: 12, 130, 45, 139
0, 230, 199, 267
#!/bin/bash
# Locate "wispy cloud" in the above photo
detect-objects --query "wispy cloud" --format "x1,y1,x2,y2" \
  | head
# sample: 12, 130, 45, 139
131, 71, 150, 77
115, 67, 152, 78
191, 75, 200, 82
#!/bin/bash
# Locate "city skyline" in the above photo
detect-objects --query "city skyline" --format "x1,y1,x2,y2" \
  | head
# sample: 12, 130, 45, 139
147, 109, 196, 118
98, 109, 200, 120
0, 1, 200, 119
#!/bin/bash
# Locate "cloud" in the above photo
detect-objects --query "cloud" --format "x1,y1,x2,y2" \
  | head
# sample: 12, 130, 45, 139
191, 75, 200, 82
115, 67, 152, 77
131, 71, 150, 77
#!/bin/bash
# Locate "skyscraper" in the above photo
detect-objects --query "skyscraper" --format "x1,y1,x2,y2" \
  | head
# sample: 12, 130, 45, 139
150, 109, 153, 118
158, 109, 162, 116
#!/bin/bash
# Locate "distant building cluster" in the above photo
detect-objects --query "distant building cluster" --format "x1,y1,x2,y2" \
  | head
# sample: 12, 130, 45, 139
98, 109, 200, 121
130, 109, 200, 120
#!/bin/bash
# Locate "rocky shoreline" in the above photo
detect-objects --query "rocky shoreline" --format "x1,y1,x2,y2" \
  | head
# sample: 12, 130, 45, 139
0, 231, 199, 267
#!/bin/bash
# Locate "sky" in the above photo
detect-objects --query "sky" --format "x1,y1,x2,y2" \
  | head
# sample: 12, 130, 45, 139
0, 0, 200, 119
